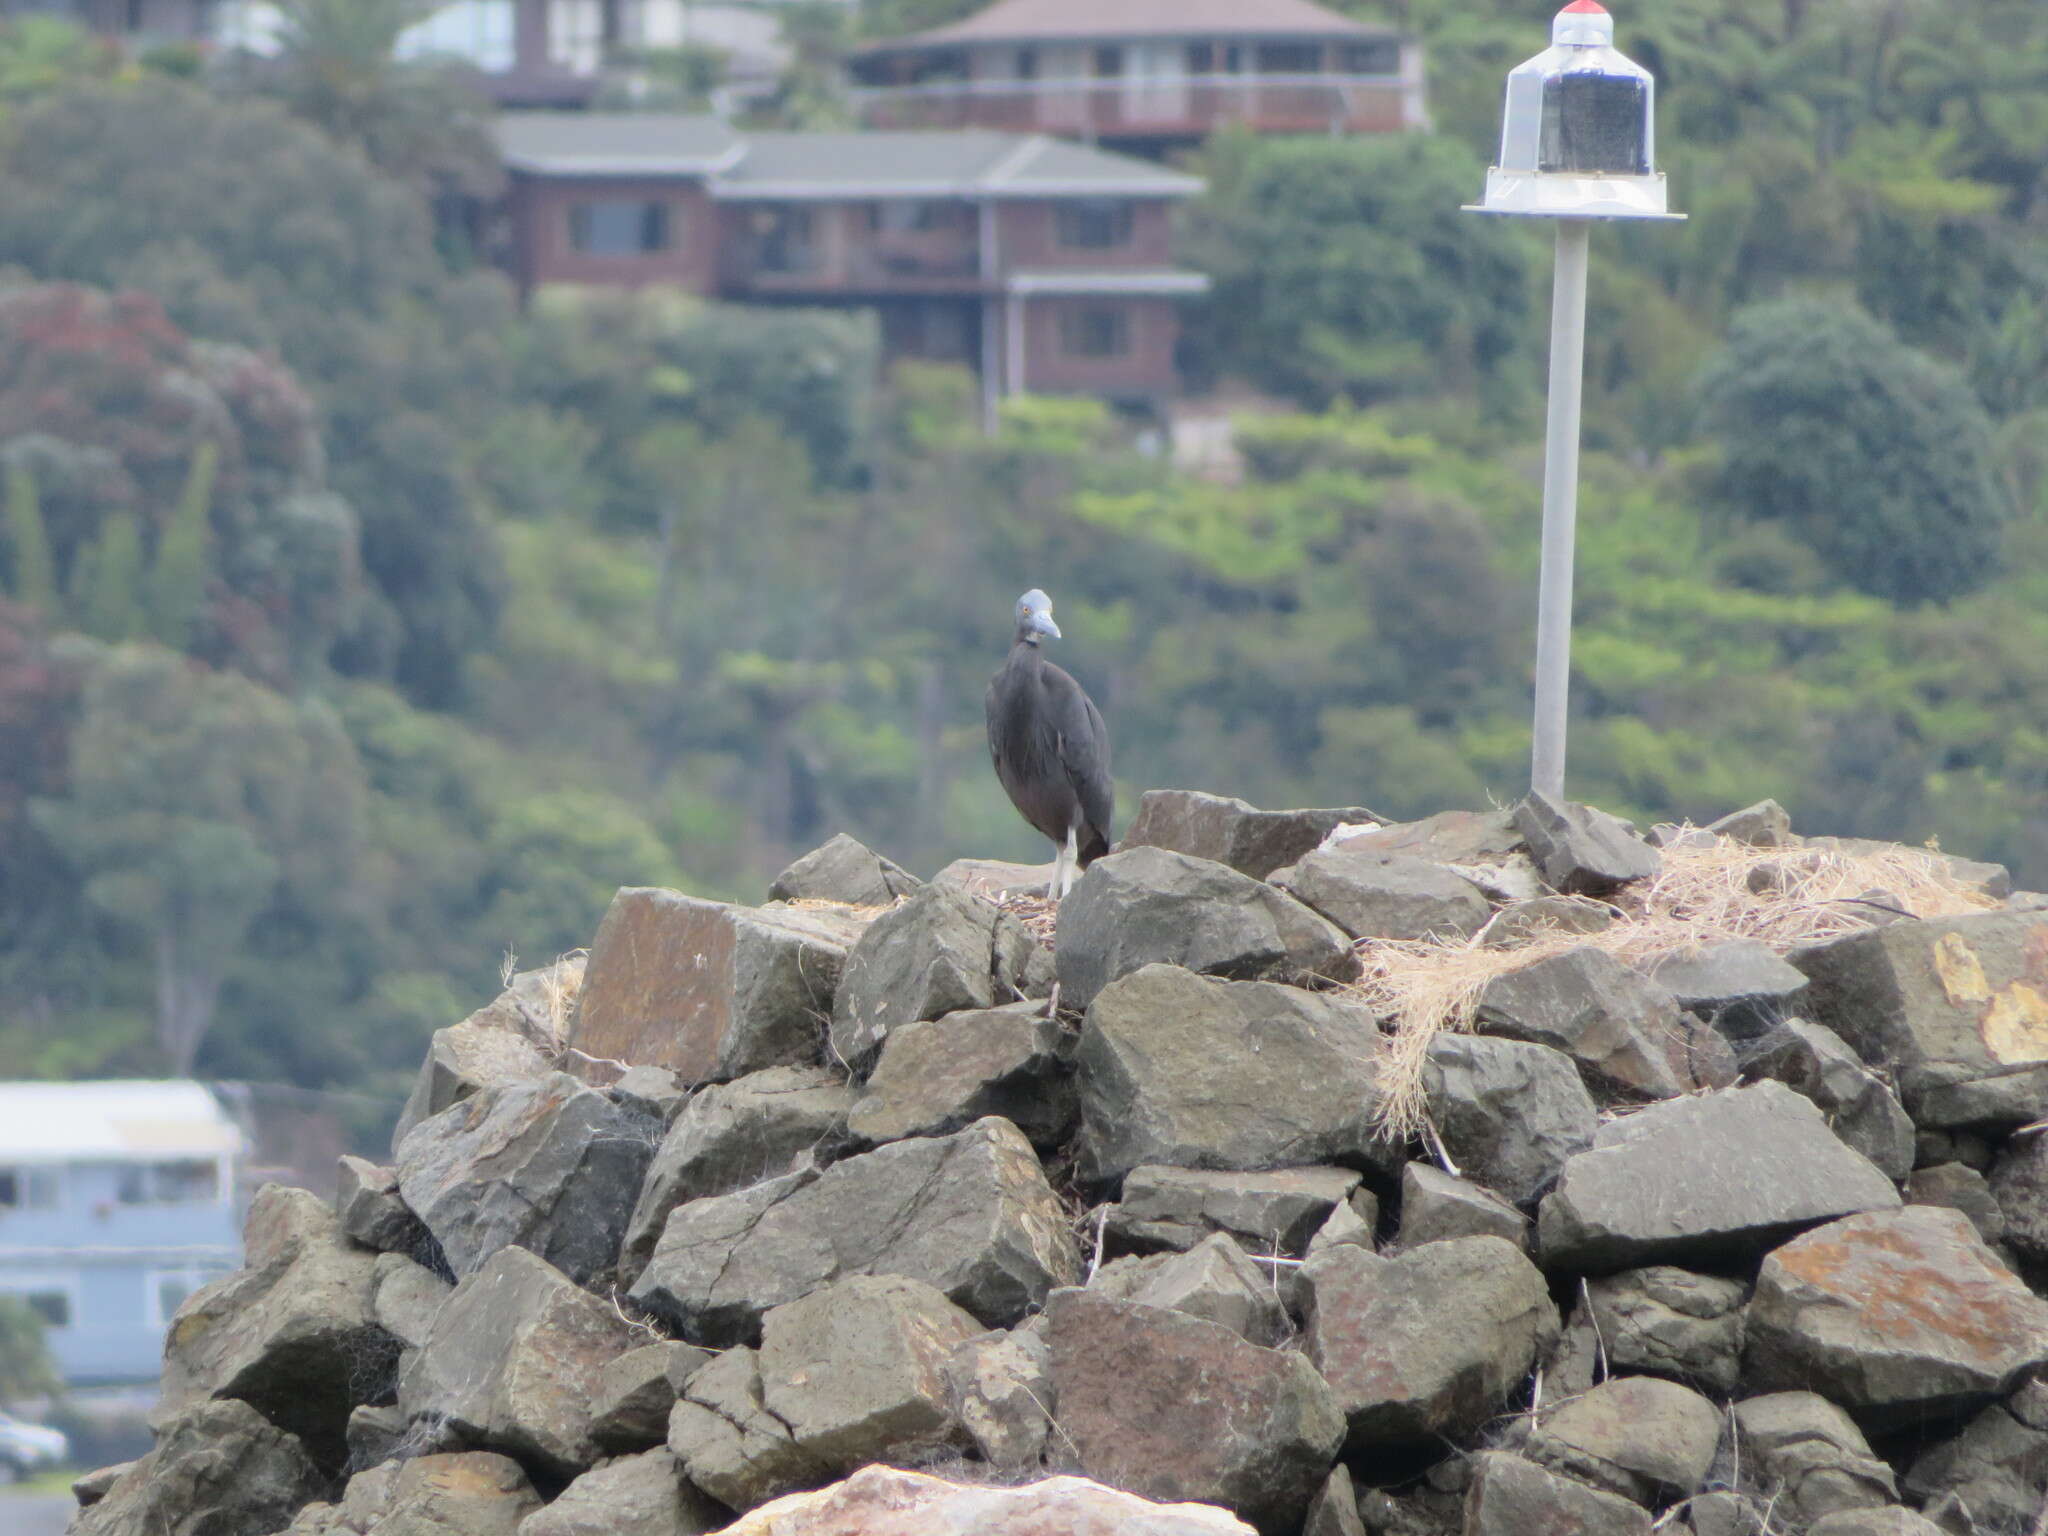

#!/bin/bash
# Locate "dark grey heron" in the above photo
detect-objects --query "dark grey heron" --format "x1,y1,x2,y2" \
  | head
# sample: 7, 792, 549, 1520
985, 588, 1113, 899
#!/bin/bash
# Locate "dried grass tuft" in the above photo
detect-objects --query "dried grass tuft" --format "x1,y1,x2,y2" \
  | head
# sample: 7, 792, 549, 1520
533, 949, 588, 1046
997, 891, 1058, 951
1360, 831, 2000, 1143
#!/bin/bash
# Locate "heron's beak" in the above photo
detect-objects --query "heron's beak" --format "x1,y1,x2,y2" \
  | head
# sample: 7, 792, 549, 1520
1026, 612, 1061, 641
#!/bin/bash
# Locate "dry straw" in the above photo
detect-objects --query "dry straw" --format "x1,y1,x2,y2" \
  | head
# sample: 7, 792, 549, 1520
1357, 832, 2002, 1143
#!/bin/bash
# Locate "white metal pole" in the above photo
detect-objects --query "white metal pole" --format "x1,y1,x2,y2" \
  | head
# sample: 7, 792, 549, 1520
1531, 217, 1591, 801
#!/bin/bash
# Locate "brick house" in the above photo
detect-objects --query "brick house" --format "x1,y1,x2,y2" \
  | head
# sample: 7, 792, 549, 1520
848, 0, 1426, 153
497, 112, 1207, 418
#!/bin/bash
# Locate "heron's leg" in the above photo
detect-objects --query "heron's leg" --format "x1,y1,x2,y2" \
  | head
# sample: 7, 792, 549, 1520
1057, 823, 1080, 899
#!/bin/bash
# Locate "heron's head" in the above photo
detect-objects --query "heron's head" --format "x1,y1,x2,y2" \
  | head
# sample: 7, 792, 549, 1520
1015, 588, 1061, 644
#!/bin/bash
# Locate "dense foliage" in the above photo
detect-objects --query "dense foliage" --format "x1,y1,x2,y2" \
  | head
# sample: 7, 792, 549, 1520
0, 0, 2045, 1141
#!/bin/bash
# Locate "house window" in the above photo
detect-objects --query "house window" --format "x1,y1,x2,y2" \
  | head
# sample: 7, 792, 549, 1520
914, 49, 967, 84
149, 1266, 230, 1328
397, 0, 517, 72
548, 0, 606, 71
0, 1278, 73, 1330
1255, 43, 1323, 74
1055, 200, 1135, 250
1059, 305, 1131, 359
1015, 47, 1037, 80
1092, 45, 1123, 78
568, 201, 672, 256
1340, 40, 1400, 74
869, 200, 956, 234
752, 206, 817, 273
0, 1166, 60, 1210
116, 1159, 220, 1206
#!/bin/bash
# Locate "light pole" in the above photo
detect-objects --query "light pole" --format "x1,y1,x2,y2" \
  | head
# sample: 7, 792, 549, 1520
1466, 0, 1682, 801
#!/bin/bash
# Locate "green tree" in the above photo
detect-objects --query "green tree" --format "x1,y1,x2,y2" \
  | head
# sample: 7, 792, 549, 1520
2, 462, 54, 611
147, 444, 216, 650
74, 515, 143, 643
252, 0, 503, 198
1694, 299, 2012, 605
1184, 130, 1539, 411
0, 14, 112, 111
0, 1296, 60, 1408
31, 645, 369, 1075
0, 81, 512, 705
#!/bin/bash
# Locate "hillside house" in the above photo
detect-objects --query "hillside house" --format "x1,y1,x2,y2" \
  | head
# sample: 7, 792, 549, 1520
0, 1081, 244, 1386
497, 112, 1208, 418
849, 0, 1426, 153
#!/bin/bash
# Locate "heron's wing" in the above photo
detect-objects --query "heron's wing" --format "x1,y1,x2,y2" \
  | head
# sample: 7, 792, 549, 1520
1053, 673, 1114, 844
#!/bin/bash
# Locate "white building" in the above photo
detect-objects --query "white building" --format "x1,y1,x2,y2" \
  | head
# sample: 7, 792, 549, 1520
0, 1081, 245, 1386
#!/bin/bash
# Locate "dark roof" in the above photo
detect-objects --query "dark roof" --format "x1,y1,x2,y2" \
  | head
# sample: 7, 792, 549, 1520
872, 0, 1391, 50
714, 129, 1201, 198
497, 112, 744, 175
495, 114, 1201, 198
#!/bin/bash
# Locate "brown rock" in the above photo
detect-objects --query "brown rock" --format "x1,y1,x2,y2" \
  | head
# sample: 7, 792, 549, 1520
567, 886, 867, 1083
1746, 1206, 2048, 1428
1302, 1237, 1556, 1448
718, 1465, 1260, 1535
1045, 1287, 1345, 1534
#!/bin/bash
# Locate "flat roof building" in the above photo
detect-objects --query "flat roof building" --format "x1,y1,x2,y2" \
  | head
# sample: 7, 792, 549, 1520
0, 1080, 244, 1386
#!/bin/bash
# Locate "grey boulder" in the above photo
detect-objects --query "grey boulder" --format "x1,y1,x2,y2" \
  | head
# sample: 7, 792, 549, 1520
829, 884, 1052, 1070
396, 1070, 659, 1286
1902, 1377, 2048, 1536
1726, 1393, 1896, 1527
1522, 1375, 1722, 1504
1645, 940, 1809, 1040
591, 1340, 712, 1453
1074, 964, 1390, 1185
1422, 1033, 1598, 1208
1056, 847, 1360, 1014
390, 1017, 551, 1155
1088, 1232, 1288, 1346
1536, 1081, 1901, 1271
847, 1001, 1073, 1150
1272, 849, 1491, 941
769, 832, 921, 906
1747, 1017, 1916, 1180
1987, 1130, 2048, 1264
943, 1326, 1052, 1470
1513, 792, 1661, 896
1118, 789, 1382, 881
1909, 1161, 2005, 1247
1395, 1162, 1527, 1251
619, 1064, 856, 1285
1576, 1265, 1748, 1393
371, 1251, 450, 1353
666, 1345, 828, 1512
1476, 948, 1722, 1102
1462, 1450, 1651, 1536
335, 1156, 428, 1256
1303, 1236, 1556, 1447
1107, 1163, 1366, 1255
69, 1398, 325, 1536
155, 1184, 396, 1470
1044, 1286, 1345, 1535
397, 1245, 639, 1478
630, 1116, 1079, 1344
756, 1274, 981, 1475
521, 1448, 725, 1536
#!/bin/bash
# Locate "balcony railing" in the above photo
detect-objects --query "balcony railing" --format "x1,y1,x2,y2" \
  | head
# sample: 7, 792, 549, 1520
724, 242, 986, 292
851, 72, 1418, 136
